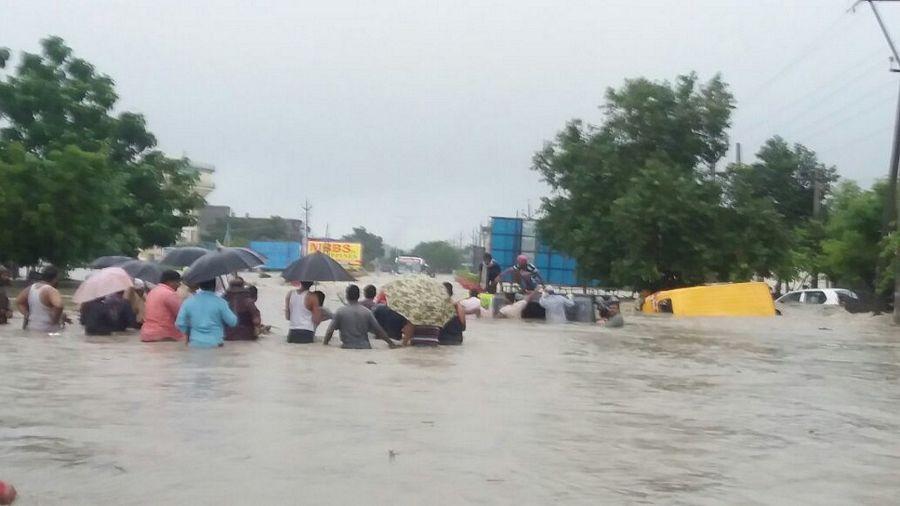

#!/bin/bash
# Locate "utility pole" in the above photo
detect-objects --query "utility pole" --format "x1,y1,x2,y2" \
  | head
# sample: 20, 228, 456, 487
857, 0, 900, 323
735, 142, 742, 165
301, 199, 312, 256
811, 165, 823, 288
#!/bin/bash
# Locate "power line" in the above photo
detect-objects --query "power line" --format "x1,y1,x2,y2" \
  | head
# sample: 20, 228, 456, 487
737, 54, 885, 136
776, 80, 896, 139
740, 9, 855, 105
814, 123, 893, 156
740, 88, 893, 160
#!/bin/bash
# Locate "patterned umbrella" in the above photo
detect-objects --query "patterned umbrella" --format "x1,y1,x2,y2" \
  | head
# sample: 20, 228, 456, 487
382, 276, 455, 326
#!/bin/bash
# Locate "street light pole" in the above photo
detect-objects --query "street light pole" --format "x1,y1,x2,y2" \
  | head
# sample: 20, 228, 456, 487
302, 199, 312, 257
859, 0, 900, 323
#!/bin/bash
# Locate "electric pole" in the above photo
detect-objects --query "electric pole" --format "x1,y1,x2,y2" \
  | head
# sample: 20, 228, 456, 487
811, 164, 823, 288
857, 0, 900, 323
301, 199, 312, 256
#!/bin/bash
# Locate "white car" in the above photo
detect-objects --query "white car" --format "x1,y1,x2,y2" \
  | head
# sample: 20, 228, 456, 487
776, 288, 858, 306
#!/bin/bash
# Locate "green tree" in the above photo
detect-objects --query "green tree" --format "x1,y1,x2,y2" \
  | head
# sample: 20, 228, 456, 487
341, 227, 385, 265
0, 37, 203, 267
534, 73, 735, 289
410, 241, 462, 273
820, 180, 894, 294
717, 162, 795, 281
748, 137, 838, 227
729, 137, 839, 284
0, 143, 125, 267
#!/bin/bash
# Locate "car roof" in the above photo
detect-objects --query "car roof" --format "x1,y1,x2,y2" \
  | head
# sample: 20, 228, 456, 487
783, 288, 856, 296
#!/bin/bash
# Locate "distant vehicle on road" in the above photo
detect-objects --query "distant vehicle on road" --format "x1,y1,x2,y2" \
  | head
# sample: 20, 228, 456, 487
775, 288, 858, 306
393, 256, 434, 277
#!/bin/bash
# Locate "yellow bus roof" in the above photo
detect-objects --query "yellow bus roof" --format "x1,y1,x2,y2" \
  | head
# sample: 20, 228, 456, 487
642, 282, 775, 317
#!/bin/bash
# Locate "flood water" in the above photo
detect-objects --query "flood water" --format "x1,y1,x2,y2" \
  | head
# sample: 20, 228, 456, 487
1, 275, 899, 505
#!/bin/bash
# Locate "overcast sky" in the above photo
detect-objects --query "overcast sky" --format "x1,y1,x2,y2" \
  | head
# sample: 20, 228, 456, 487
4, 1, 899, 248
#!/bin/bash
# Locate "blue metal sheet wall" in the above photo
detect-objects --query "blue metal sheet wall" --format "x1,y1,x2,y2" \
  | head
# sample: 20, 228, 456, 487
250, 241, 302, 270
489, 217, 586, 287
490, 217, 522, 282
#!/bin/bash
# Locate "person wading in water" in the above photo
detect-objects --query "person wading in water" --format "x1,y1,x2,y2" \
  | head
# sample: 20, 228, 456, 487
285, 281, 323, 343
15, 266, 66, 332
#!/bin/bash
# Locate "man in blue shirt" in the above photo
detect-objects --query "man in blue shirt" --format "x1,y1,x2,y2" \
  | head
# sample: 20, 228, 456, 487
176, 279, 238, 348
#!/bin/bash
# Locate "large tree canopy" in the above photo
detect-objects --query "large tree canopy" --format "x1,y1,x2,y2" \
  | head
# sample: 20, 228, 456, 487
0, 36, 203, 267
533, 73, 854, 290
534, 73, 735, 289
723, 137, 839, 284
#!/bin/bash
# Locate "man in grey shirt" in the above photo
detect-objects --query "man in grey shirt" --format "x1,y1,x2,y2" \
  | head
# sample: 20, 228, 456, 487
539, 286, 575, 323
324, 285, 398, 349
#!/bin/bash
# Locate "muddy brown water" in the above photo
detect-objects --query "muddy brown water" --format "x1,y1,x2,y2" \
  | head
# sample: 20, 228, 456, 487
1, 274, 899, 505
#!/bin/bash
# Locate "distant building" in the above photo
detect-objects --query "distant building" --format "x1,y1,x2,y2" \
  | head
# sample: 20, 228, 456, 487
197, 205, 231, 237
180, 163, 217, 244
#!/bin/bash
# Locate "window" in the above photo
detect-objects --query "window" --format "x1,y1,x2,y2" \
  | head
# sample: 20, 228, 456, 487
803, 291, 826, 304
780, 292, 801, 303
836, 289, 858, 300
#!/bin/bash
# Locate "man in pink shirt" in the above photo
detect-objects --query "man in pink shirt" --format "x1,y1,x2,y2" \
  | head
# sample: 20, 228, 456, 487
141, 270, 185, 342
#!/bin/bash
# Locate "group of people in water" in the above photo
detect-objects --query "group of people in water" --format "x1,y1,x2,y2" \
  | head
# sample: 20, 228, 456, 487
479, 253, 624, 327
287, 279, 473, 348
0, 265, 477, 350
0, 251, 622, 348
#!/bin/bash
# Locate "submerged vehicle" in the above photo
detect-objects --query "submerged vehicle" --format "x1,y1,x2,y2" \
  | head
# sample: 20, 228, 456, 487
776, 288, 858, 306
641, 282, 776, 317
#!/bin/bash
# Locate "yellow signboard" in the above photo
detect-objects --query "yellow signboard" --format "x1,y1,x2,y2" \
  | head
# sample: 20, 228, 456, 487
308, 240, 363, 267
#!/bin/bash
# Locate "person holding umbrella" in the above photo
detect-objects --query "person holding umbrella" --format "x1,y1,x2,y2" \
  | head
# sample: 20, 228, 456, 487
281, 252, 354, 343
380, 276, 456, 347
73, 267, 139, 335
285, 281, 323, 343
175, 278, 237, 348
224, 278, 262, 341
80, 292, 137, 335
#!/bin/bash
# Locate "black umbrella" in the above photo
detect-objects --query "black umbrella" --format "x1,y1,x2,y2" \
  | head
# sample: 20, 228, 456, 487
118, 260, 166, 283
218, 246, 267, 266
161, 247, 210, 268
89, 255, 134, 269
183, 249, 265, 284
282, 252, 355, 282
